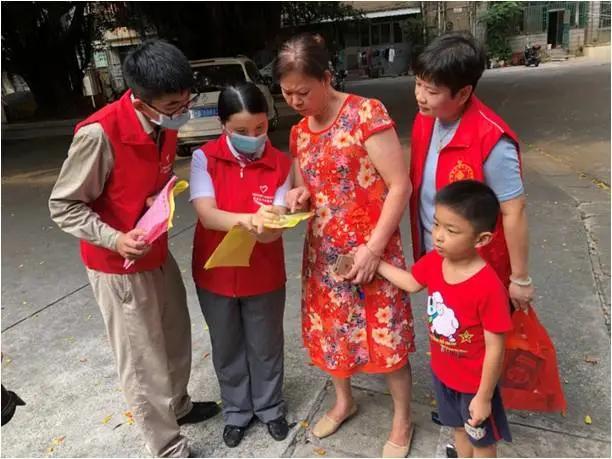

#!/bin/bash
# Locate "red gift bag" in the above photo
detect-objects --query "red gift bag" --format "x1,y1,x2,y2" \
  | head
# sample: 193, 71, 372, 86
500, 305, 567, 413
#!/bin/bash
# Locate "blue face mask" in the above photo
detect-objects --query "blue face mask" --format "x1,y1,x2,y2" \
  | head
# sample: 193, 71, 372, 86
151, 109, 192, 130
228, 131, 267, 156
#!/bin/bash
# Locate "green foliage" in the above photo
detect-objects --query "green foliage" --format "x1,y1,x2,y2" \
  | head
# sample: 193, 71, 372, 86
1, 2, 100, 113
0, 1, 362, 114
281, 1, 362, 27
479, 1, 523, 61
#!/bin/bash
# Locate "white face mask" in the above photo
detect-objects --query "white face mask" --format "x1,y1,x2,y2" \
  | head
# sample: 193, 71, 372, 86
150, 109, 192, 130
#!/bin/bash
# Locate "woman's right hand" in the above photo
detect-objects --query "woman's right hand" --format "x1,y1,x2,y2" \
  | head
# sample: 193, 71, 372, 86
285, 186, 311, 213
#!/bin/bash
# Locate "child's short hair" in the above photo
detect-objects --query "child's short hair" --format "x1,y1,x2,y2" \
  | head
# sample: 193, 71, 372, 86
123, 39, 193, 102
414, 32, 486, 96
435, 180, 500, 233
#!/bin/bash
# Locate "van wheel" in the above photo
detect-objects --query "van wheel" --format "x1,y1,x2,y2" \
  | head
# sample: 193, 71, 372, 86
269, 106, 280, 132
177, 145, 193, 157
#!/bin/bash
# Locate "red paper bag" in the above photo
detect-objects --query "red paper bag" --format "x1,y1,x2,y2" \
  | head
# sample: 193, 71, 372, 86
500, 305, 567, 413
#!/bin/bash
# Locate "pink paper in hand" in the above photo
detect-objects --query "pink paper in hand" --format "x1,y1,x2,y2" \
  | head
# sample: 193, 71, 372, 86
123, 176, 177, 269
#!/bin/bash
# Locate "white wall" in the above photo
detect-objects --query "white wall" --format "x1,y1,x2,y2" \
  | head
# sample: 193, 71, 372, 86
569, 28, 585, 52
583, 44, 611, 59
508, 33, 548, 53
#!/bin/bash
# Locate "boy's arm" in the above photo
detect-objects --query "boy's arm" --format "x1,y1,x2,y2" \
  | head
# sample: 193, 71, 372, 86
468, 330, 505, 426
378, 260, 425, 293
48, 124, 121, 251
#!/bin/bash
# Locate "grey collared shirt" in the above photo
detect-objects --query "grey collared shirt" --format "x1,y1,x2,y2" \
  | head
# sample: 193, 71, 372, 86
49, 107, 159, 250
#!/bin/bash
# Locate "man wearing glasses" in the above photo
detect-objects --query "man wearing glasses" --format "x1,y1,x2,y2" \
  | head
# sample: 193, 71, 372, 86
49, 40, 217, 458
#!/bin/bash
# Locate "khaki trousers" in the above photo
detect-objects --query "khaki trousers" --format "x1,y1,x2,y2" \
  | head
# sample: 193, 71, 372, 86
87, 254, 192, 457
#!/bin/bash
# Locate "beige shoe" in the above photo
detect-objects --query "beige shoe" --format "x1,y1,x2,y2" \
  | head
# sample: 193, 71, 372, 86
382, 423, 415, 458
311, 404, 358, 439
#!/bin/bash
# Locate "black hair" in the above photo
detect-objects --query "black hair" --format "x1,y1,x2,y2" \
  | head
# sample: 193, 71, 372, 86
122, 39, 193, 102
414, 32, 486, 96
435, 180, 500, 233
274, 33, 330, 81
218, 82, 269, 123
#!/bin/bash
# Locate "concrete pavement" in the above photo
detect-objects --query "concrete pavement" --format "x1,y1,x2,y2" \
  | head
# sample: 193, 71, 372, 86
1, 57, 610, 457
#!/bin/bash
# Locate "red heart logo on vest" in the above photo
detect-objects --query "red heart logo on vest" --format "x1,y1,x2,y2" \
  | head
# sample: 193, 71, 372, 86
260, 185, 269, 194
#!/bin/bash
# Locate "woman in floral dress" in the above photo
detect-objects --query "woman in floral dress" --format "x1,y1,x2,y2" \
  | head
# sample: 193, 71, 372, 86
275, 33, 415, 457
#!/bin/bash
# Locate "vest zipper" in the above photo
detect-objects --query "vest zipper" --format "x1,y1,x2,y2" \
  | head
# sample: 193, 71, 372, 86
240, 164, 245, 178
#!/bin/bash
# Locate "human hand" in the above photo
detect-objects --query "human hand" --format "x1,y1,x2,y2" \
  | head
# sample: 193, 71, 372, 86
250, 205, 282, 234
145, 194, 159, 207
285, 186, 310, 213
116, 229, 151, 260
344, 244, 381, 285
509, 280, 534, 313
254, 228, 284, 244
468, 395, 492, 427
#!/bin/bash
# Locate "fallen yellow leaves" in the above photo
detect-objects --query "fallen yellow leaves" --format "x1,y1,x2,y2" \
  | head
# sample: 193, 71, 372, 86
584, 415, 592, 425
46, 436, 65, 454
102, 414, 113, 425
299, 420, 309, 429
124, 411, 135, 425
314, 447, 327, 456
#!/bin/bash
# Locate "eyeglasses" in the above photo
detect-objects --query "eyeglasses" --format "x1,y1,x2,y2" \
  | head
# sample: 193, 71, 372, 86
146, 93, 200, 118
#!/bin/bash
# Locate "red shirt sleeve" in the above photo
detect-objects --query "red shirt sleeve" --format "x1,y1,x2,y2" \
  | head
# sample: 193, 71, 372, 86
478, 269, 513, 333
411, 251, 433, 287
359, 98, 395, 141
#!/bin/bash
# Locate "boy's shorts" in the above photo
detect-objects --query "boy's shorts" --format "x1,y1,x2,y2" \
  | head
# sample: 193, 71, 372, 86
432, 372, 512, 447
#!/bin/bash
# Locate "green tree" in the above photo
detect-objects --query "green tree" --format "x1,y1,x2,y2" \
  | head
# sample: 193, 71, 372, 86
1, 1, 360, 115
479, 1, 523, 62
115, 2, 361, 59
1, 2, 103, 115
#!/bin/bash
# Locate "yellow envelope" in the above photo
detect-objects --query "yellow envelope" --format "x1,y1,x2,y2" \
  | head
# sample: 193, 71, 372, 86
264, 211, 314, 229
204, 226, 257, 270
168, 180, 189, 230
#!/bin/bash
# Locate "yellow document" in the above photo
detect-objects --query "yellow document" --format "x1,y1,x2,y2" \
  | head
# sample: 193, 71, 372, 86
204, 226, 257, 269
167, 180, 189, 230
265, 211, 314, 229
204, 212, 313, 270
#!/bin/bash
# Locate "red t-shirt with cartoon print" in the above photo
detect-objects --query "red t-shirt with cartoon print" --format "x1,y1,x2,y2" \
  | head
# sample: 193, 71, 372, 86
411, 251, 512, 393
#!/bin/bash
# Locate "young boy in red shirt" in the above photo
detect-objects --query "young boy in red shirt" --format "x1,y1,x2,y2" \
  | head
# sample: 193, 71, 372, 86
378, 180, 512, 457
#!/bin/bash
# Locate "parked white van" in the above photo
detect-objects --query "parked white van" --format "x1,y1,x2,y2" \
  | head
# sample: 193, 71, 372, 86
178, 56, 279, 156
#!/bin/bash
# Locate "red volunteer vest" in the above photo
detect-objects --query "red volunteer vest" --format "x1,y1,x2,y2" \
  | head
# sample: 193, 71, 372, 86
409, 96, 521, 285
192, 135, 291, 297
76, 90, 177, 273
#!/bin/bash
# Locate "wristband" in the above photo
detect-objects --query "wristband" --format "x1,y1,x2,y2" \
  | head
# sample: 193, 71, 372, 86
510, 275, 532, 287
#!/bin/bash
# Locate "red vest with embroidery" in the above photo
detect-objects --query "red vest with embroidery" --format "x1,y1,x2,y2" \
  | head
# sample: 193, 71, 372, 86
192, 135, 291, 297
409, 96, 521, 284
76, 90, 177, 274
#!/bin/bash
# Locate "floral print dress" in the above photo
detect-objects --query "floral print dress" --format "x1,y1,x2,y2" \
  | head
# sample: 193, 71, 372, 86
290, 94, 415, 378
